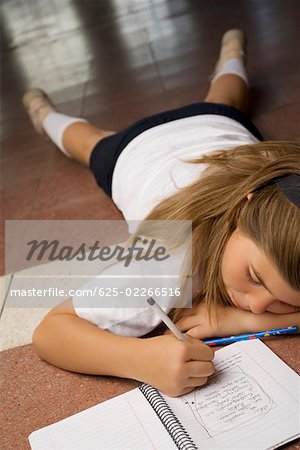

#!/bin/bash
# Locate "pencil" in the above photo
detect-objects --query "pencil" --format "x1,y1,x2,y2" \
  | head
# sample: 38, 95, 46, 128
204, 326, 298, 347
147, 297, 188, 341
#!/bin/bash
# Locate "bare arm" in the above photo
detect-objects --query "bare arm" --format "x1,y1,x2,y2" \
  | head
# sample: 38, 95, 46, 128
175, 303, 300, 339
32, 298, 215, 397
32, 298, 144, 378
247, 310, 300, 333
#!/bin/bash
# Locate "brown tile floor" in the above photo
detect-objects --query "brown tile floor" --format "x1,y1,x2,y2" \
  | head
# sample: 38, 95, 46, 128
1, 0, 300, 448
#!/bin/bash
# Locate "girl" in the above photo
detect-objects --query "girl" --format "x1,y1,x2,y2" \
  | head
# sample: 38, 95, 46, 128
23, 30, 300, 397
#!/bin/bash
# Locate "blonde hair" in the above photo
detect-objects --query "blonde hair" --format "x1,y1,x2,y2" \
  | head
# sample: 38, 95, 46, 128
129, 141, 300, 321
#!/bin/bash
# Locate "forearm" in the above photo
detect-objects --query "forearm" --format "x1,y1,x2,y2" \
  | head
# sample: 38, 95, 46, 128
246, 310, 300, 332
175, 303, 300, 339
32, 314, 146, 380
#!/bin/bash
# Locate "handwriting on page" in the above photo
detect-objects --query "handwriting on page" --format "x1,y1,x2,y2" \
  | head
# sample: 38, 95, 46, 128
182, 365, 274, 437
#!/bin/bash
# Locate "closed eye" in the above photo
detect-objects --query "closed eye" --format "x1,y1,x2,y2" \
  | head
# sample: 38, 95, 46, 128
279, 302, 300, 311
247, 266, 300, 308
246, 269, 261, 286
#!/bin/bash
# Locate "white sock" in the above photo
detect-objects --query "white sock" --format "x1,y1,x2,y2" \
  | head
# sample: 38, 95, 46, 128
211, 58, 248, 85
43, 112, 87, 157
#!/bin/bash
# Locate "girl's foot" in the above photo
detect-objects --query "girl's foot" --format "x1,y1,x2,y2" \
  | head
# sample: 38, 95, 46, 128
22, 88, 93, 162
22, 88, 56, 134
213, 29, 247, 79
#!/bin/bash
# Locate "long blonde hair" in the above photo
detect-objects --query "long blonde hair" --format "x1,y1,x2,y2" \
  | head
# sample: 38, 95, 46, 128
125, 141, 300, 320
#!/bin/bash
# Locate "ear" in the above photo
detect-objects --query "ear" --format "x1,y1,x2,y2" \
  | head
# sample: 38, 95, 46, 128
246, 192, 254, 201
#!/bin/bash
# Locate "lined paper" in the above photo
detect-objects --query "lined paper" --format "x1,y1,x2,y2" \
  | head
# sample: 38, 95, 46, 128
29, 340, 300, 450
164, 340, 300, 450
29, 389, 176, 450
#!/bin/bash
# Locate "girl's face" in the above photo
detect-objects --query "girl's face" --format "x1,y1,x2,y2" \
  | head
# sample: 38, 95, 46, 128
221, 228, 300, 314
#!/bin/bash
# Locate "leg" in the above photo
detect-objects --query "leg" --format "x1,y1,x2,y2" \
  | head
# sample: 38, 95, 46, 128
204, 74, 248, 112
62, 123, 114, 166
23, 89, 115, 166
204, 29, 249, 112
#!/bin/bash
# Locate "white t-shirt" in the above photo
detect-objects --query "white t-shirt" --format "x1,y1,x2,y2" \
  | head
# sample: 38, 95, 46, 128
73, 114, 259, 335
112, 114, 259, 233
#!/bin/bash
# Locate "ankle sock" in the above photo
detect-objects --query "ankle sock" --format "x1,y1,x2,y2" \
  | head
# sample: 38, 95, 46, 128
43, 112, 87, 157
211, 58, 248, 85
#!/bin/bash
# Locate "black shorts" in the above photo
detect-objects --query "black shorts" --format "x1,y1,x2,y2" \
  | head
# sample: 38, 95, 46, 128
89, 102, 263, 198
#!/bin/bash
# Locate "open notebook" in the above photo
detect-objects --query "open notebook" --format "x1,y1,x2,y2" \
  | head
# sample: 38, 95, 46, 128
29, 340, 300, 450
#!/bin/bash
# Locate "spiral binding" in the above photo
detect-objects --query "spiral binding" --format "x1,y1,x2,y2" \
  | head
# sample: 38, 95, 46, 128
139, 384, 197, 450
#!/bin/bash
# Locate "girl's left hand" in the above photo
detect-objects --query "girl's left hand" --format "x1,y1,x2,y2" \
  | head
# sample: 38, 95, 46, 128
173, 303, 254, 340
172, 303, 300, 340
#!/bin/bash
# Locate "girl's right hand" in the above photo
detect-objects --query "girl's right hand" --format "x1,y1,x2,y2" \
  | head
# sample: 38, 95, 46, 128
140, 334, 215, 397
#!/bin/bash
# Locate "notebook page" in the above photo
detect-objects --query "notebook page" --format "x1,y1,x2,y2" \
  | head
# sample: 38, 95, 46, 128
163, 340, 300, 450
29, 388, 176, 450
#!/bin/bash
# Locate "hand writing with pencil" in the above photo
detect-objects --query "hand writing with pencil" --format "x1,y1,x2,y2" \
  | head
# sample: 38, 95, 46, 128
140, 334, 215, 397
143, 298, 214, 397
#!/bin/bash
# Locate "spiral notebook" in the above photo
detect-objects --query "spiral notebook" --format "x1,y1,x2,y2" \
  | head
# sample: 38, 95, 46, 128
29, 340, 300, 450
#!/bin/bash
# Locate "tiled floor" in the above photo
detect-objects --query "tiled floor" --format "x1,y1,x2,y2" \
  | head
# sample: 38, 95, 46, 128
1, 0, 299, 349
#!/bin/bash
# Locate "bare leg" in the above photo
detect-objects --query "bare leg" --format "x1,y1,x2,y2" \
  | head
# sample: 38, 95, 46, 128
23, 89, 115, 167
62, 123, 115, 166
204, 73, 248, 112
204, 29, 248, 112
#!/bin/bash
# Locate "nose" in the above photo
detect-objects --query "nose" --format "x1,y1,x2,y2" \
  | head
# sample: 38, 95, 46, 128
247, 292, 276, 314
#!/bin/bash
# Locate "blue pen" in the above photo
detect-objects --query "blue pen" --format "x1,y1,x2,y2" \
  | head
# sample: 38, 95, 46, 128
204, 326, 298, 347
